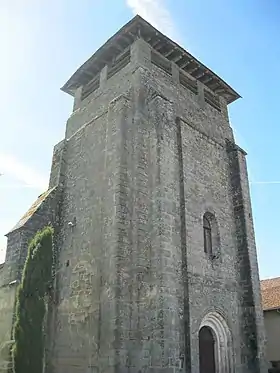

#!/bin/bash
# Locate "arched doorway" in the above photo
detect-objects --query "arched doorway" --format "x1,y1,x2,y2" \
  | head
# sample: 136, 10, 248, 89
199, 311, 234, 373
199, 326, 216, 373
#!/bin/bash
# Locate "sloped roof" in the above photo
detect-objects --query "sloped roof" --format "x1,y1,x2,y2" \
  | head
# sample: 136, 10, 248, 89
61, 15, 240, 104
261, 277, 280, 311
7, 187, 56, 234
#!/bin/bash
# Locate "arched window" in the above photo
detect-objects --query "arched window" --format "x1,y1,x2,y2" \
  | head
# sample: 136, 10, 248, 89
203, 215, 212, 255
203, 212, 220, 259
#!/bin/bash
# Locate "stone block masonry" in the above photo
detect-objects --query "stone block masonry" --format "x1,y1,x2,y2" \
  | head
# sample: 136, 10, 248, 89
0, 15, 267, 373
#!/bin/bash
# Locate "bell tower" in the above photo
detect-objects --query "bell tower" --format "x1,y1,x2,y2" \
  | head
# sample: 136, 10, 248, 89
0, 15, 267, 373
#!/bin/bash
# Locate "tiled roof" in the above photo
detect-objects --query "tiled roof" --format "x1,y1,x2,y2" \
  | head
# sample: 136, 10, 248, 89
7, 187, 56, 234
61, 15, 240, 104
261, 277, 280, 311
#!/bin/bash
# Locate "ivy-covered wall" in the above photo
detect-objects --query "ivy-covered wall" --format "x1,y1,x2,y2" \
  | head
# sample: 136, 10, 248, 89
0, 186, 58, 373
12, 226, 53, 373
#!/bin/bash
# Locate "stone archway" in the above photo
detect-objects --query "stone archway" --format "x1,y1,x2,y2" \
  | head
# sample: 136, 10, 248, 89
199, 311, 233, 373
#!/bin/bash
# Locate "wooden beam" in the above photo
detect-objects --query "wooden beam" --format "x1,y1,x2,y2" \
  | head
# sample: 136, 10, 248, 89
180, 59, 193, 69
192, 69, 204, 79
86, 68, 102, 78
104, 47, 116, 62
90, 59, 105, 71
196, 73, 205, 80
128, 31, 136, 40
226, 94, 234, 103
145, 36, 153, 43
79, 75, 92, 86
101, 58, 111, 65
200, 75, 213, 84
112, 43, 123, 53
213, 87, 225, 94
185, 64, 199, 74
154, 42, 166, 53
82, 70, 96, 79
120, 34, 132, 46
146, 30, 159, 43
207, 81, 220, 91
172, 54, 184, 63
151, 39, 162, 48
177, 58, 189, 68
163, 48, 176, 58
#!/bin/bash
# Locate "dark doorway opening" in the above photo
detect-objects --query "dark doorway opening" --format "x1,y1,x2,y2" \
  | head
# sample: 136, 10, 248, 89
199, 326, 216, 373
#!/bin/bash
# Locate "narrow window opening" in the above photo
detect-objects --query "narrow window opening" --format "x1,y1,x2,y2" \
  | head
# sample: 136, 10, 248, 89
203, 215, 212, 255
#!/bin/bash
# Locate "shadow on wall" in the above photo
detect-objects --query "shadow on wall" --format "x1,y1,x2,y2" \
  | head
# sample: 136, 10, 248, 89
0, 339, 14, 372
269, 365, 280, 373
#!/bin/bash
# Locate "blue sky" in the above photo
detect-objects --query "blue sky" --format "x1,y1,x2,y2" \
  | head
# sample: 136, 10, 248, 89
0, 0, 279, 279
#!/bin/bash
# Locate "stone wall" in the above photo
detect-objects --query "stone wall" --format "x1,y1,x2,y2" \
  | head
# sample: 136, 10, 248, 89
47, 38, 266, 373
49, 93, 125, 373
0, 282, 16, 372
3, 187, 58, 284
133, 40, 267, 373
0, 187, 59, 372
263, 310, 280, 363
0, 36, 267, 373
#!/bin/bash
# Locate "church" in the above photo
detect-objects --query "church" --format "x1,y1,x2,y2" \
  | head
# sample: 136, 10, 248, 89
0, 15, 267, 373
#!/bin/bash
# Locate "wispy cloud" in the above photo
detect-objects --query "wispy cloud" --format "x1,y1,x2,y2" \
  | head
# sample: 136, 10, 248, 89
0, 153, 48, 189
126, 0, 177, 39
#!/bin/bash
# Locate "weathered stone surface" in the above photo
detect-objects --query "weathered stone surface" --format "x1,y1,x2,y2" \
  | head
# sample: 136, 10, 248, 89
0, 284, 16, 372
0, 17, 267, 373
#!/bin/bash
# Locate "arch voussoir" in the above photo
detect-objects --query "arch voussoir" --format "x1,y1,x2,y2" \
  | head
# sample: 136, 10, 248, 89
199, 311, 234, 373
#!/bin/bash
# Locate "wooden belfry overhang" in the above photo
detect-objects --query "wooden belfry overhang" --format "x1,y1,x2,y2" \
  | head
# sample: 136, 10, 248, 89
61, 15, 240, 104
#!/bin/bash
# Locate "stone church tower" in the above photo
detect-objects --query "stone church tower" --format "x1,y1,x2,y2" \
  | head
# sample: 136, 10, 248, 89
0, 15, 267, 373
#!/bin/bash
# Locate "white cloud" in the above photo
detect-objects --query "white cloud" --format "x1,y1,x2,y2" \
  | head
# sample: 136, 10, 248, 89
0, 153, 48, 189
126, 0, 176, 39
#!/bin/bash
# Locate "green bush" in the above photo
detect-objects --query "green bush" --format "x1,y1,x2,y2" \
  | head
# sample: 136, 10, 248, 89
12, 226, 53, 373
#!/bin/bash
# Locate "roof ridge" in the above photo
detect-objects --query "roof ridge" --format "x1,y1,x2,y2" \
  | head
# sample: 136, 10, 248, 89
6, 186, 56, 235
261, 276, 280, 284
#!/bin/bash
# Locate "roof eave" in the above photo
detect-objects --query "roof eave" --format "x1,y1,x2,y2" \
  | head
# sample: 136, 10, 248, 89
263, 306, 280, 312
61, 15, 240, 104
61, 15, 141, 96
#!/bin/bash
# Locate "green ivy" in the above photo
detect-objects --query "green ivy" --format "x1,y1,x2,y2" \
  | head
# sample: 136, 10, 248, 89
12, 226, 54, 373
